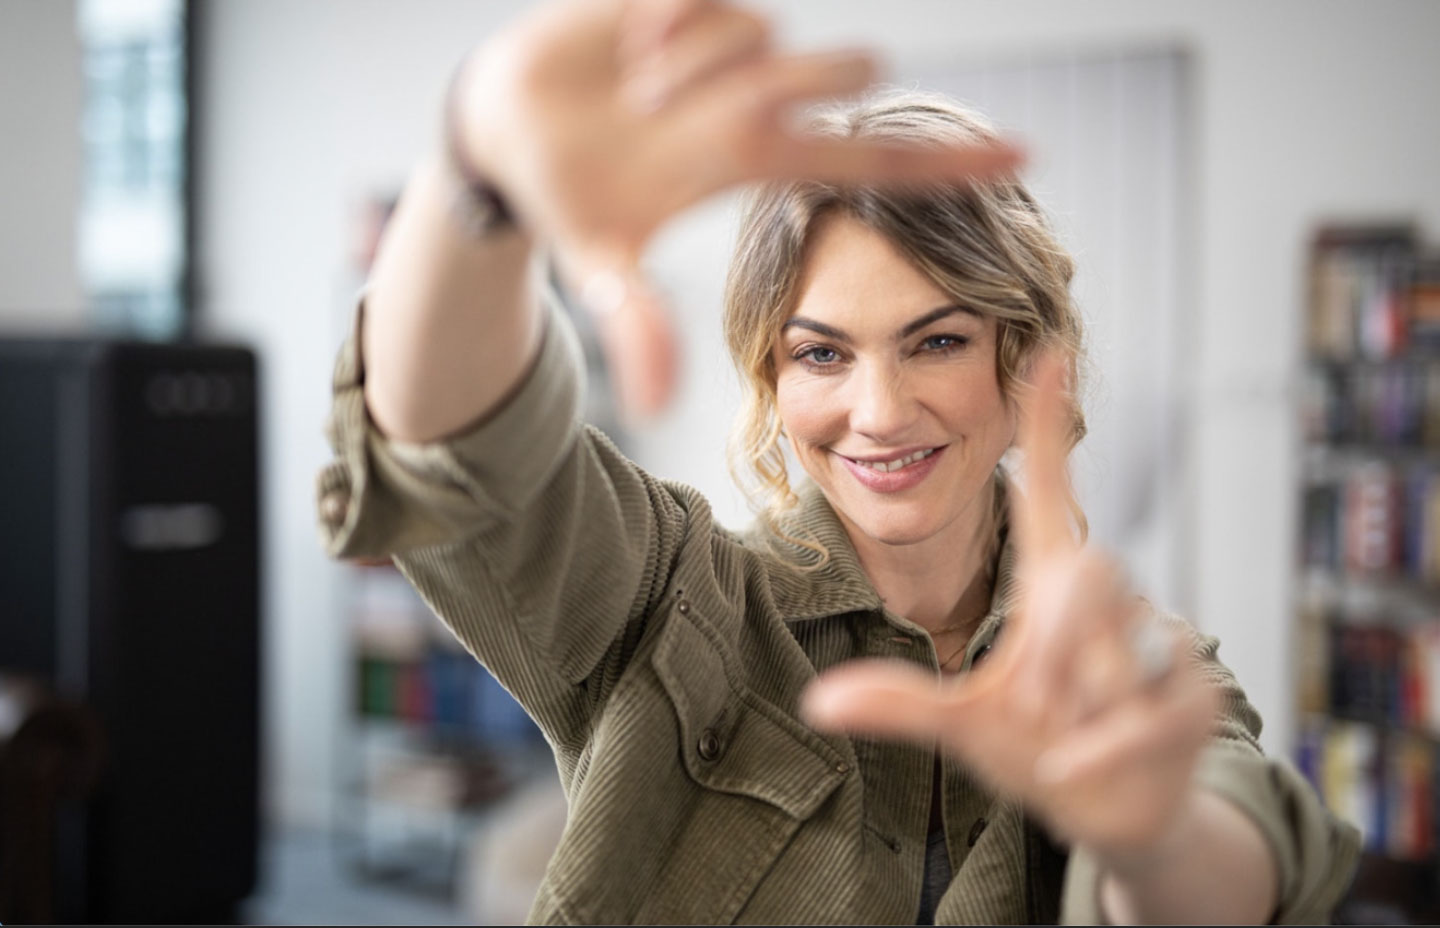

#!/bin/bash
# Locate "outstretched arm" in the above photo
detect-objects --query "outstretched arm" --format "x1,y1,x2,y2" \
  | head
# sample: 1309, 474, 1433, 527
1096, 789, 1275, 924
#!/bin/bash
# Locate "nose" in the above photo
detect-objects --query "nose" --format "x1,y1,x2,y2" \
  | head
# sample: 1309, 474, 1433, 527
846, 360, 917, 442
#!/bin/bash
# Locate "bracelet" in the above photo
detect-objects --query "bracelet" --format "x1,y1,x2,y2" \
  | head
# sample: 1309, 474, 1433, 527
442, 56, 516, 238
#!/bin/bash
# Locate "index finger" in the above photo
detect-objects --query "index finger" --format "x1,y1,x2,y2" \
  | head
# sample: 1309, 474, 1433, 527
708, 51, 1026, 187
801, 659, 964, 743
553, 244, 682, 422
1014, 348, 1078, 561
772, 134, 1026, 189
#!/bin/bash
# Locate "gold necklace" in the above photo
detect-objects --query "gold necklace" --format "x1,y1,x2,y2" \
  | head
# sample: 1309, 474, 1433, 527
928, 619, 980, 671
937, 634, 972, 671
928, 615, 976, 637
927, 578, 992, 670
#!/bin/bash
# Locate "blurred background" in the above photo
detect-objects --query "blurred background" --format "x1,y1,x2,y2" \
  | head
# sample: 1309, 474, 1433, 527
2, 0, 1439, 923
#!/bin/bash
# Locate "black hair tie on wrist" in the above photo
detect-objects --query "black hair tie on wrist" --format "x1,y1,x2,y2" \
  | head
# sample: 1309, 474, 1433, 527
443, 55, 516, 237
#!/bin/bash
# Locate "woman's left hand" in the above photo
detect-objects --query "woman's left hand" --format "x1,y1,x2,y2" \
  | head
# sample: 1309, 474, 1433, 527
800, 352, 1219, 859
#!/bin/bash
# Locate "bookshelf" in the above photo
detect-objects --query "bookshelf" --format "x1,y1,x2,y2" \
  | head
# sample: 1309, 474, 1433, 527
335, 560, 550, 896
1295, 224, 1440, 922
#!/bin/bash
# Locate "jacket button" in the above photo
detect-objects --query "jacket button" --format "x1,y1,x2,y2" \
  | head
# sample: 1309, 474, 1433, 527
697, 728, 721, 761
320, 489, 349, 524
967, 817, 987, 847
677, 598, 692, 616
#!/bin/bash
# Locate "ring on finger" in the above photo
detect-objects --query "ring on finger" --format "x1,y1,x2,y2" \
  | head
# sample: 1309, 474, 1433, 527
1128, 616, 1177, 687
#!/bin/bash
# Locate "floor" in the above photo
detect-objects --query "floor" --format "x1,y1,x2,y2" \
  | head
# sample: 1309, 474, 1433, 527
241, 750, 564, 926
241, 827, 474, 927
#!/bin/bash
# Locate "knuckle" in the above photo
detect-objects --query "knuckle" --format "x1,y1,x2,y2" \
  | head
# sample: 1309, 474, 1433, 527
729, 9, 770, 48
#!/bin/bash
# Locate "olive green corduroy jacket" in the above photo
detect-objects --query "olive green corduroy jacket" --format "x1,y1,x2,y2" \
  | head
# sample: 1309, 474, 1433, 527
317, 301, 1359, 924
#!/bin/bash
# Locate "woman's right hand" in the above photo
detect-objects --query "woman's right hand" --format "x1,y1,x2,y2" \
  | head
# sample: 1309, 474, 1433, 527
450, 0, 1023, 418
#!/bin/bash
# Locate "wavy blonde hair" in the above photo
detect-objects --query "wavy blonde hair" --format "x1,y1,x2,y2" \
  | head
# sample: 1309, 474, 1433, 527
722, 90, 1088, 559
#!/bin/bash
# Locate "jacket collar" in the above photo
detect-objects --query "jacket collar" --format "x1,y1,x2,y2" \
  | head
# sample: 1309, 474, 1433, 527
752, 472, 1021, 627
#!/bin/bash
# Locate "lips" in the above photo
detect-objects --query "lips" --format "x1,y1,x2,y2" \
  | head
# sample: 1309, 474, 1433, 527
847, 447, 936, 473
836, 445, 946, 492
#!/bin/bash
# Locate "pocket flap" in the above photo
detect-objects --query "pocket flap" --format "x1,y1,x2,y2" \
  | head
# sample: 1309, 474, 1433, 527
652, 610, 848, 820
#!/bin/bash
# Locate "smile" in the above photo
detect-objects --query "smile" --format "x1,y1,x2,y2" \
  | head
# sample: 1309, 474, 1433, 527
846, 448, 937, 472
835, 445, 948, 493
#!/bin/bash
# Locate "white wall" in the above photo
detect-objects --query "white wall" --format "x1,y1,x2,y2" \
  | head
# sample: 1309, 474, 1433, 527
193, 0, 1440, 825
0, 0, 84, 328
194, 0, 532, 827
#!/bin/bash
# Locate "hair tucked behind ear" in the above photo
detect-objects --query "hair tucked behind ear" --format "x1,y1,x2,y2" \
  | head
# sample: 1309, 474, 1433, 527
723, 89, 1089, 561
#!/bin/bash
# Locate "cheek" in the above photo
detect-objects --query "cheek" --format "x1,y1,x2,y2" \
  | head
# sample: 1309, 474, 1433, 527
930, 368, 1011, 444
775, 375, 842, 451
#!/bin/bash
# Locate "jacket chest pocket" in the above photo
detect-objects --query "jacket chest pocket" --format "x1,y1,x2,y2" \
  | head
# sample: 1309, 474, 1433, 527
636, 607, 850, 924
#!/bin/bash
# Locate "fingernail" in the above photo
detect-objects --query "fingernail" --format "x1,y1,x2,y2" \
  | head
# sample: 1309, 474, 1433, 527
581, 269, 628, 318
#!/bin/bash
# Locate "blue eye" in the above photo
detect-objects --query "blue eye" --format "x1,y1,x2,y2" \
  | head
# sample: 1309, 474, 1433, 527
921, 334, 968, 352
796, 345, 840, 366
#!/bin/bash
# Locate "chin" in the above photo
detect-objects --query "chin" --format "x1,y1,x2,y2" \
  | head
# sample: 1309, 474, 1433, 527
843, 502, 947, 547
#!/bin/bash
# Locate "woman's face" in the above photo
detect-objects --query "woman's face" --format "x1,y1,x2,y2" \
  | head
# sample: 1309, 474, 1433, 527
773, 213, 1015, 548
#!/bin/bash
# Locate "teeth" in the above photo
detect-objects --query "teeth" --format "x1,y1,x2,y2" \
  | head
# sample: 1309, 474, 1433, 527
854, 448, 934, 473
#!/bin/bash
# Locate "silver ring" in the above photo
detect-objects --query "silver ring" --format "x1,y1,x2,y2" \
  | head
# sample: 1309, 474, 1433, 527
581, 269, 628, 318
1128, 617, 1176, 686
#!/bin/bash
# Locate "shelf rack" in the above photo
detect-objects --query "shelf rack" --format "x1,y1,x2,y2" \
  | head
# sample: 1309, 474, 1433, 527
1295, 224, 1440, 922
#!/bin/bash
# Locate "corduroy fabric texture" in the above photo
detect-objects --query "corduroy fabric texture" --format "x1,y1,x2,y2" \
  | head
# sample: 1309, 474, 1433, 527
317, 300, 1360, 924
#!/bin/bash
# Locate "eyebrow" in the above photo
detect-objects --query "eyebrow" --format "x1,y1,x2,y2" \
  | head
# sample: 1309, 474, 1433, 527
780, 304, 980, 343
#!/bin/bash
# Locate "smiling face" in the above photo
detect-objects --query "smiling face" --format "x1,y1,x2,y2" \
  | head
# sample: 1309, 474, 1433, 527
773, 212, 1016, 549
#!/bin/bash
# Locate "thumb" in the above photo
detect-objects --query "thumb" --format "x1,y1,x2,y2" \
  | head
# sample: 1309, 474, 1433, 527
801, 659, 968, 744
560, 250, 682, 422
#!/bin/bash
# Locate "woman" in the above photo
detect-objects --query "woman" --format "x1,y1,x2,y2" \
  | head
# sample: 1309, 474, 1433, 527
317, 0, 1357, 922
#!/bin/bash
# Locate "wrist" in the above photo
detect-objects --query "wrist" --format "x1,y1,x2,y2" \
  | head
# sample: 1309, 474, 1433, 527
441, 48, 520, 237
1092, 788, 1200, 882
1090, 790, 1200, 925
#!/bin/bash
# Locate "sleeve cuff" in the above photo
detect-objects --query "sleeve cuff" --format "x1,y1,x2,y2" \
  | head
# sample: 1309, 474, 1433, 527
317, 292, 585, 559
1190, 740, 1361, 924
1059, 742, 1362, 925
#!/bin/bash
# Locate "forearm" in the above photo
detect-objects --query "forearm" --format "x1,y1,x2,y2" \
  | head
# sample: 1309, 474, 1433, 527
363, 148, 540, 443
1097, 788, 1278, 925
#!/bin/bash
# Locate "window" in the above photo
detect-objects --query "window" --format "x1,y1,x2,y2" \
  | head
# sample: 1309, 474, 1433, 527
78, 0, 189, 339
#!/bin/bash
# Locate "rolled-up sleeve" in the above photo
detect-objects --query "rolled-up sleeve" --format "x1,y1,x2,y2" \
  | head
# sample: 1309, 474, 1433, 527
1059, 618, 1362, 925
316, 295, 693, 746
317, 293, 586, 559
1061, 744, 1361, 925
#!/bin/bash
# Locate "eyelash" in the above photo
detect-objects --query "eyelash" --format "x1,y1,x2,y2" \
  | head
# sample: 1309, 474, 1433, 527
919, 334, 969, 353
794, 345, 841, 368
791, 334, 971, 371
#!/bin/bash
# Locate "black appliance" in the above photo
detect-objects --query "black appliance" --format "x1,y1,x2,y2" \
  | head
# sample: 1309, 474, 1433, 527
0, 338, 259, 923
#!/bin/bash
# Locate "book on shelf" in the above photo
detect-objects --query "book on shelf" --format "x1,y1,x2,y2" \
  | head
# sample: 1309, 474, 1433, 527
1303, 360, 1440, 450
1414, 257, 1440, 338
1306, 225, 1418, 361
348, 561, 542, 743
1323, 622, 1440, 731
356, 646, 544, 745
1300, 465, 1440, 585
1298, 718, 1437, 862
